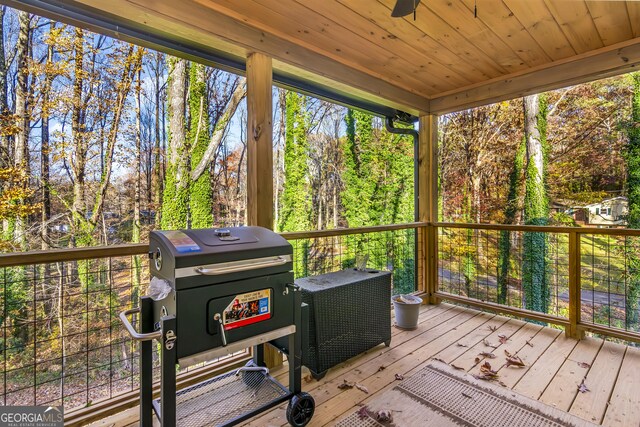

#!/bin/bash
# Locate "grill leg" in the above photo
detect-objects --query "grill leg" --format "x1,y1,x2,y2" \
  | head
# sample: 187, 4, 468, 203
160, 315, 177, 427
253, 344, 265, 367
139, 297, 154, 427
289, 290, 302, 394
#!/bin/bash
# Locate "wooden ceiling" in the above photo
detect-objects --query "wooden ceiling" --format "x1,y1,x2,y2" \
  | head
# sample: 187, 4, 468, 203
33, 0, 640, 115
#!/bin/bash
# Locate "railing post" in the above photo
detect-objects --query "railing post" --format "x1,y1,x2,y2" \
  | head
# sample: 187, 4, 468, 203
567, 231, 585, 339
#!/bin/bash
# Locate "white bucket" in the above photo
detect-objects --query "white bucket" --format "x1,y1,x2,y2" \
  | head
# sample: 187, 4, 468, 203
392, 294, 423, 330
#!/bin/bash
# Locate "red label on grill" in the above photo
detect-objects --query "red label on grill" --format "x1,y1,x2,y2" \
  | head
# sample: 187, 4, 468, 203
222, 289, 271, 330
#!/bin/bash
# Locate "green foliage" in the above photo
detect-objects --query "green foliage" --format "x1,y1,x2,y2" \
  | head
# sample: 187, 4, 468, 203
625, 72, 640, 327
188, 63, 212, 228
497, 139, 525, 304
550, 212, 577, 227
279, 91, 311, 233
523, 94, 550, 316
161, 163, 189, 229
340, 110, 414, 288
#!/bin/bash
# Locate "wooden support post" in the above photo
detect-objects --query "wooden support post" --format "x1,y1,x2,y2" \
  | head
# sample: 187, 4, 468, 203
246, 51, 282, 367
567, 231, 585, 339
418, 115, 439, 304
246, 52, 274, 228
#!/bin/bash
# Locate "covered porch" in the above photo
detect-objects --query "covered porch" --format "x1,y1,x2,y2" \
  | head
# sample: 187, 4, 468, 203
1, 1, 640, 426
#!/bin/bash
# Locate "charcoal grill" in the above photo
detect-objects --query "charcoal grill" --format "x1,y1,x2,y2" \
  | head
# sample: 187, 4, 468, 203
119, 226, 315, 427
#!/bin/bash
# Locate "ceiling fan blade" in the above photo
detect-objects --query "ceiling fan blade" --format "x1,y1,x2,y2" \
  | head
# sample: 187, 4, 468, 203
391, 0, 421, 17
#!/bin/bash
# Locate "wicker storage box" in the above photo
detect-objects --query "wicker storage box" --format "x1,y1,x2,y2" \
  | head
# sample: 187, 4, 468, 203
296, 269, 392, 379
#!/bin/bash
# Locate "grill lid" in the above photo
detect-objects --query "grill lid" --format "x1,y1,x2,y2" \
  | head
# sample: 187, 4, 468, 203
149, 226, 293, 283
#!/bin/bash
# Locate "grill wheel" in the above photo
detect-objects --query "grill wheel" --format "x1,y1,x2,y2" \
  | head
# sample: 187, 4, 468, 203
286, 392, 315, 427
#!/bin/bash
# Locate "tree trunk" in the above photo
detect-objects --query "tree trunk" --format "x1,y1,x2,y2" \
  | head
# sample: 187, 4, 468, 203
89, 47, 143, 227
13, 11, 30, 249
497, 140, 525, 304
522, 94, 549, 315
132, 65, 142, 300
0, 6, 7, 170
152, 52, 164, 224
70, 28, 86, 246
40, 21, 55, 251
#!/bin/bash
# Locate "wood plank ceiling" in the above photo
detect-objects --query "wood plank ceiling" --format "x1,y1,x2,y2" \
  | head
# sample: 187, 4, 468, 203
194, 0, 640, 112
41, 0, 640, 114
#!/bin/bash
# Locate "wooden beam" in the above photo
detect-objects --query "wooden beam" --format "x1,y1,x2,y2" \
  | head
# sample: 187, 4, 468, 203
430, 37, 640, 114
418, 115, 439, 303
65, 0, 429, 115
246, 52, 274, 229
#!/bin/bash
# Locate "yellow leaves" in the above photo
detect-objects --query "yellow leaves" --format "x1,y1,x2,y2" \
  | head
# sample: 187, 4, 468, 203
0, 168, 41, 220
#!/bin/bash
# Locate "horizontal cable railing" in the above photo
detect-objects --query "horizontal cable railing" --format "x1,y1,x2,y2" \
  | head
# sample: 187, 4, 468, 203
0, 223, 423, 420
434, 222, 640, 343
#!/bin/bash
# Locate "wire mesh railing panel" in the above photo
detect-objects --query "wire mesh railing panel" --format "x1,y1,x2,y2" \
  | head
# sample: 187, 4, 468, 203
437, 226, 570, 319
0, 255, 148, 409
287, 227, 417, 295
0, 253, 243, 413
579, 234, 640, 333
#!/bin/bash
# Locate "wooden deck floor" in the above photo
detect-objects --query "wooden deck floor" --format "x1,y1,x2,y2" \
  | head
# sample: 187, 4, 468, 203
91, 303, 640, 427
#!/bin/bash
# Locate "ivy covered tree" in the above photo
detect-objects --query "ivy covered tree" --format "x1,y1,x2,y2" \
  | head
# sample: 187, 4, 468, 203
278, 91, 311, 232
188, 63, 212, 228
625, 72, 640, 327
522, 93, 550, 314
161, 58, 189, 229
497, 140, 525, 304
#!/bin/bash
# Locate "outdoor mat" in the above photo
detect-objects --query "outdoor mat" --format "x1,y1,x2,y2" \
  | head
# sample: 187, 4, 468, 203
335, 361, 597, 427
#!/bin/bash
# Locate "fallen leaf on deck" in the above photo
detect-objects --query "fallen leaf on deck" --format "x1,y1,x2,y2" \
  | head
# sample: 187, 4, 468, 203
432, 357, 447, 364
488, 325, 498, 332
451, 364, 465, 371
394, 373, 404, 381
378, 365, 386, 372
577, 362, 591, 369
505, 354, 526, 368
504, 349, 513, 358
479, 352, 496, 359
303, 374, 314, 383
457, 343, 468, 347
483, 339, 498, 348
338, 379, 355, 390
578, 378, 590, 393
474, 357, 481, 364
476, 361, 499, 380
525, 340, 534, 347
498, 334, 509, 344
355, 383, 369, 394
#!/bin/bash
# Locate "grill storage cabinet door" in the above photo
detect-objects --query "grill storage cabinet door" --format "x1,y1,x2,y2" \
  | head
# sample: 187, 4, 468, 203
297, 269, 392, 379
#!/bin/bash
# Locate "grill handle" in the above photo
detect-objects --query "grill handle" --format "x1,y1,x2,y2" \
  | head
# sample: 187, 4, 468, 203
194, 256, 288, 276
213, 313, 227, 346
119, 308, 162, 341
